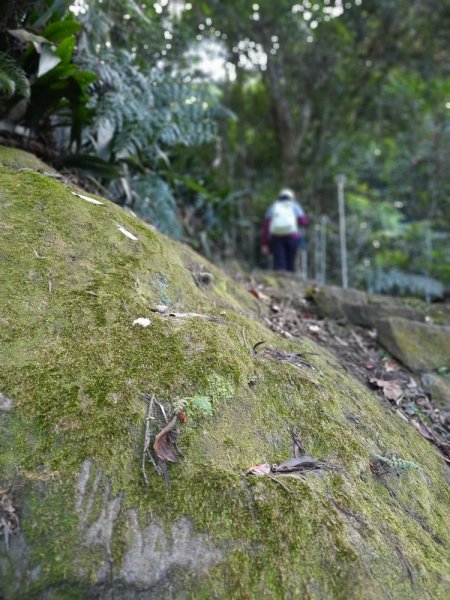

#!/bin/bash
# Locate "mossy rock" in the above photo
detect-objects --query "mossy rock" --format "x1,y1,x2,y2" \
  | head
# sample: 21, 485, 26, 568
377, 317, 450, 373
421, 373, 450, 410
311, 286, 446, 328
1, 147, 450, 599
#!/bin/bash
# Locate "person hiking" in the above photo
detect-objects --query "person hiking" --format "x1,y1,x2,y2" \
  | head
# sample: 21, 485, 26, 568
261, 188, 309, 273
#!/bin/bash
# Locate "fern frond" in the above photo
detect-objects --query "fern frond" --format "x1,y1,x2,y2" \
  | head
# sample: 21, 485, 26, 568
0, 52, 30, 99
372, 454, 419, 474
186, 396, 213, 416
172, 397, 188, 414
172, 396, 213, 417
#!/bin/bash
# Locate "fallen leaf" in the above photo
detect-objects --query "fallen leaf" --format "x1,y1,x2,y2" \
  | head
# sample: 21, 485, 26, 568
369, 378, 403, 401
152, 305, 169, 314
71, 192, 104, 205
133, 317, 151, 327
384, 359, 399, 372
153, 415, 178, 462
410, 418, 435, 441
406, 377, 418, 389
117, 225, 138, 240
273, 456, 320, 472
273, 455, 340, 473
246, 463, 271, 476
167, 311, 224, 322
383, 381, 403, 402
396, 410, 410, 423
248, 286, 270, 302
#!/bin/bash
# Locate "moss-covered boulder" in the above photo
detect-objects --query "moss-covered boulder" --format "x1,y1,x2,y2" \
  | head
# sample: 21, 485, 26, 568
1, 147, 450, 599
311, 286, 448, 328
311, 285, 370, 323
377, 317, 450, 373
421, 373, 450, 410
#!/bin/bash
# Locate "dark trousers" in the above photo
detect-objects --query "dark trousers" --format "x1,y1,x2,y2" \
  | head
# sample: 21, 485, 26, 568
270, 236, 299, 272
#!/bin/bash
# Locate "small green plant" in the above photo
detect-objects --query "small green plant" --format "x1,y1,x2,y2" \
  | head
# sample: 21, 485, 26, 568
371, 454, 419, 476
173, 395, 213, 417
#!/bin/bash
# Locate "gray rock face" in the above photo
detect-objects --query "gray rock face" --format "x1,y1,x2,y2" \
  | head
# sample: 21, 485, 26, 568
0, 393, 12, 411
121, 511, 223, 588
376, 317, 450, 373
73, 460, 223, 592
76, 460, 122, 561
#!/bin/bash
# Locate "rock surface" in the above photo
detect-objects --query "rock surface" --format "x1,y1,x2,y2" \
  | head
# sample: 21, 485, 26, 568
312, 285, 448, 328
1, 147, 450, 599
422, 373, 450, 410
377, 317, 450, 373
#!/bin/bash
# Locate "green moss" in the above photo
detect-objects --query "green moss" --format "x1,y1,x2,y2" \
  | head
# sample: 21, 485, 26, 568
0, 147, 449, 598
0, 146, 54, 171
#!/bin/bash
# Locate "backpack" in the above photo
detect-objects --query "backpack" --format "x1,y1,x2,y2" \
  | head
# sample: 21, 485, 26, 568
269, 201, 298, 235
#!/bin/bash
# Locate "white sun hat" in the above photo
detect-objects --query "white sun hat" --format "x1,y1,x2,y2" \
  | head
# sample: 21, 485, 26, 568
278, 188, 295, 200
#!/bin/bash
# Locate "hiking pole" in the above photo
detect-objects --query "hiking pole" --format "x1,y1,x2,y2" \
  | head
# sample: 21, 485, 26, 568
336, 174, 348, 289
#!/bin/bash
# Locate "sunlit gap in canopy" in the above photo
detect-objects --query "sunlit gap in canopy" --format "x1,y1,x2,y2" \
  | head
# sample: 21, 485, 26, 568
69, 0, 88, 16
67, 1, 364, 78
69, 0, 193, 17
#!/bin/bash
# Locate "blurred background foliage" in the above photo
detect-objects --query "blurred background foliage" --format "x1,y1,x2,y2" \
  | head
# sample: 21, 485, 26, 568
0, 0, 449, 298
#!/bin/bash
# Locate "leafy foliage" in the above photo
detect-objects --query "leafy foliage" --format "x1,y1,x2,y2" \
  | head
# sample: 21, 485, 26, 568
173, 395, 214, 417
0, 52, 29, 99
129, 176, 183, 239
0, 0, 449, 292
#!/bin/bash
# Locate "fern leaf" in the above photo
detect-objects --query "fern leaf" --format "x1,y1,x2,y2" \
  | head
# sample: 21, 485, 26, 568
188, 396, 213, 416
372, 454, 419, 473
0, 52, 30, 99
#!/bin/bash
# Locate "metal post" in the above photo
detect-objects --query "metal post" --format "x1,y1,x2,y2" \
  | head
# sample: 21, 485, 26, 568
336, 174, 348, 288
424, 221, 432, 304
300, 246, 308, 280
313, 224, 321, 281
320, 215, 327, 284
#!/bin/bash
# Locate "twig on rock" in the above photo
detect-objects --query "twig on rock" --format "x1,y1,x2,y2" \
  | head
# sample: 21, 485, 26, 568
142, 394, 155, 487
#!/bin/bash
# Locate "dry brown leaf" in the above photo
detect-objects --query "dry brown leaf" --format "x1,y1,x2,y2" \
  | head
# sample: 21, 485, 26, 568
369, 378, 403, 401
382, 381, 403, 401
248, 286, 270, 302
153, 415, 178, 462
410, 418, 435, 441
335, 336, 349, 347
384, 359, 399, 372
246, 463, 271, 475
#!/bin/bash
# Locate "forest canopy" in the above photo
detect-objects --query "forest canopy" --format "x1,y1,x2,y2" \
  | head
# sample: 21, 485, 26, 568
1, 0, 449, 295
